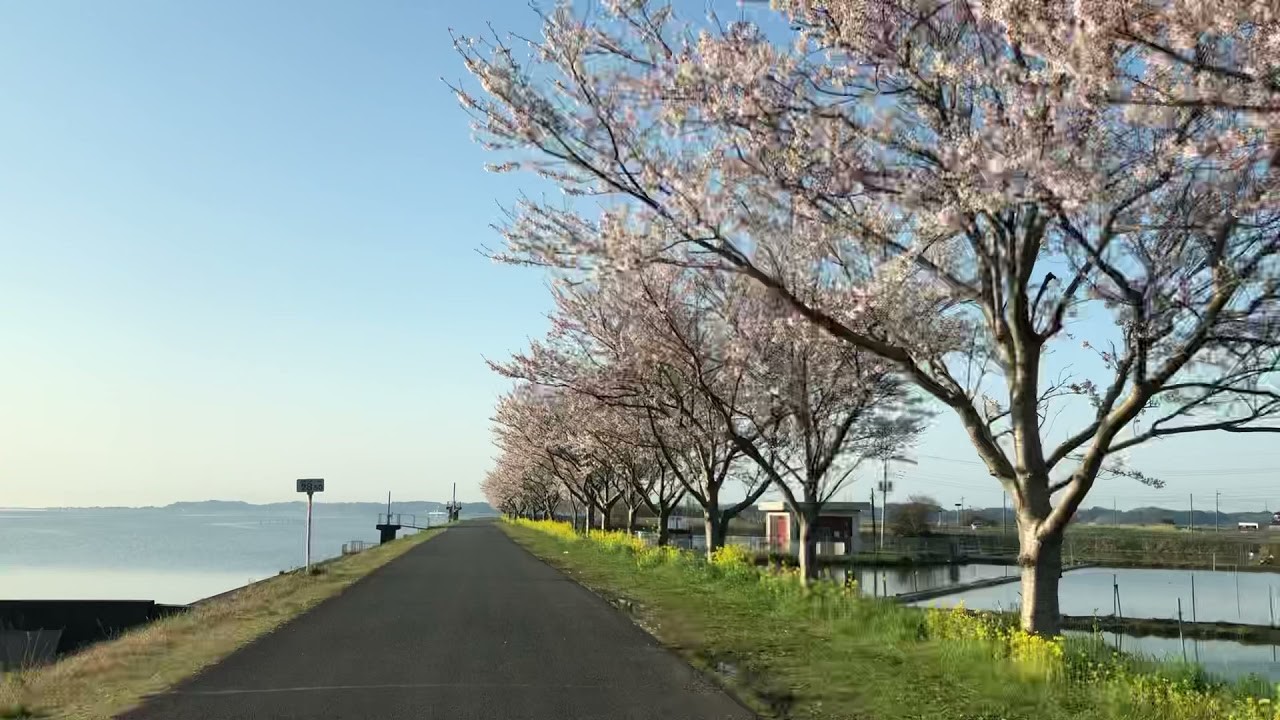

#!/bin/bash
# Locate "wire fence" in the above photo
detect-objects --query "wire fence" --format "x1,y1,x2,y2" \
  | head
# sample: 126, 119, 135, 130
341, 540, 378, 555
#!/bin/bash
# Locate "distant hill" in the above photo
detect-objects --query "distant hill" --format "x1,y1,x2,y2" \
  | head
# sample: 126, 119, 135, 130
882, 502, 1274, 529
1069, 505, 1272, 528
36, 500, 498, 517
163, 500, 498, 517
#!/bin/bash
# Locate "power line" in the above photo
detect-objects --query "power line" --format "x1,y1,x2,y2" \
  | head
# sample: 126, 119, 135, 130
913, 453, 1279, 477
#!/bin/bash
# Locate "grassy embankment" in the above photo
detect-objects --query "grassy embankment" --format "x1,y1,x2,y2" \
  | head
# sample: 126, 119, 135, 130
1059, 526, 1279, 570
0, 528, 444, 720
848, 525, 1280, 570
505, 519, 1280, 720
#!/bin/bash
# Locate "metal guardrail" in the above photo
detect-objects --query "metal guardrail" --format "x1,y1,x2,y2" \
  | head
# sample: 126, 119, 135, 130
376, 513, 417, 527
342, 540, 377, 555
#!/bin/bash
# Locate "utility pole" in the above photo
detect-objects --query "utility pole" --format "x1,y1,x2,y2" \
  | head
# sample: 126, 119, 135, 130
878, 459, 892, 552
1216, 491, 1221, 533
875, 455, 913, 549
882, 458, 888, 550
869, 489, 878, 550
1114, 497, 1118, 526
956, 497, 964, 528
1002, 492, 1008, 537
1189, 494, 1195, 532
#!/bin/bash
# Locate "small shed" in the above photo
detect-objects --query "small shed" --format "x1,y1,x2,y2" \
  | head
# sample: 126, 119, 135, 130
759, 501, 870, 557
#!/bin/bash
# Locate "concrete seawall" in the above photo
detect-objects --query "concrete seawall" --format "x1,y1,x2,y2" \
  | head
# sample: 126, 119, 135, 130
0, 600, 188, 670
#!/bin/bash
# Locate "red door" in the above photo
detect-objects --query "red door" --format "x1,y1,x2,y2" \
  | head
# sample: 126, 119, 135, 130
769, 514, 790, 551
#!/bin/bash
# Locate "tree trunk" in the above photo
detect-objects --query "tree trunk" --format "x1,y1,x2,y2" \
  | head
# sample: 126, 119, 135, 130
1018, 523, 1065, 635
570, 504, 579, 531
657, 505, 673, 547
704, 512, 728, 559
625, 505, 638, 534
586, 504, 596, 533
797, 507, 820, 585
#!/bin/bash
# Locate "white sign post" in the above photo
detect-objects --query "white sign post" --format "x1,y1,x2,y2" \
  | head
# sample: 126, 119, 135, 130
296, 478, 325, 571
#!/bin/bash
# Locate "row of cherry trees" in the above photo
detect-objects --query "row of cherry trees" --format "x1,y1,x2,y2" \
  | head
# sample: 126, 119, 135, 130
483, 265, 928, 581
463, 1, 1279, 634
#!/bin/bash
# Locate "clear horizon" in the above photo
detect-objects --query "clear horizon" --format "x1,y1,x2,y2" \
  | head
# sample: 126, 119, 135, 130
0, 498, 490, 510
2, 1, 1276, 513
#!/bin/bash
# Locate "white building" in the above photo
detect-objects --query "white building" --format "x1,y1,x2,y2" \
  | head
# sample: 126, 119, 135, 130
759, 501, 869, 556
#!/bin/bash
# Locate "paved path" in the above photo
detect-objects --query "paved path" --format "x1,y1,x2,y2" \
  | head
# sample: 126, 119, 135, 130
121, 521, 754, 720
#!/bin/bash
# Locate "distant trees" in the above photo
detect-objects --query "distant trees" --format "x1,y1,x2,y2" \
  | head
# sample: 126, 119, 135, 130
890, 496, 940, 537
960, 510, 998, 528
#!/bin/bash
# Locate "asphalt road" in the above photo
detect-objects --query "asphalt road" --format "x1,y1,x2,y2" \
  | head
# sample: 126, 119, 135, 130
120, 520, 754, 720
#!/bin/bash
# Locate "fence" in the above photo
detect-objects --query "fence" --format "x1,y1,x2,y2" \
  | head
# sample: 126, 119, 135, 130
633, 532, 770, 552
376, 513, 417, 528
341, 540, 377, 555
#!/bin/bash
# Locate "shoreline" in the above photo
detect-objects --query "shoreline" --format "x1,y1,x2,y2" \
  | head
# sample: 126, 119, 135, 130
0, 529, 445, 720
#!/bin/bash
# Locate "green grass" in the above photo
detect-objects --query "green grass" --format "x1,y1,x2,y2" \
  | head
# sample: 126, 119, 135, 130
0, 703, 36, 720
0, 529, 444, 720
1058, 526, 1277, 570
505, 521, 1278, 720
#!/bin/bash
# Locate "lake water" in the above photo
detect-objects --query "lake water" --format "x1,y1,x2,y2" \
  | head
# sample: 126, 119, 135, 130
0, 507, 433, 604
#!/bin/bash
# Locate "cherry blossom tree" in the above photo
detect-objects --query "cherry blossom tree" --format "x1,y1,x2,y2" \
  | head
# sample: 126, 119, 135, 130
712, 274, 931, 581
495, 261, 924, 572
572, 401, 655, 530
547, 383, 691, 539
482, 449, 562, 520
457, 2, 1280, 633
568, 262, 925, 579
597, 432, 687, 540
492, 272, 773, 558
480, 460, 525, 517
491, 369, 687, 535
631, 453, 686, 544
491, 384, 611, 528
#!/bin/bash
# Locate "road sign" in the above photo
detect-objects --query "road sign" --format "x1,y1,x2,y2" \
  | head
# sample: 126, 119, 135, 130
296, 478, 325, 572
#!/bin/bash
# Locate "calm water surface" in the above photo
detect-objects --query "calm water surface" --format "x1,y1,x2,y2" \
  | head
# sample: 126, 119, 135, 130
917, 565, 1280, 682
1078, 632, 1280, 683
827, 562, 1014, 596
923, 566, 1280, 624
0, 507, 424, 604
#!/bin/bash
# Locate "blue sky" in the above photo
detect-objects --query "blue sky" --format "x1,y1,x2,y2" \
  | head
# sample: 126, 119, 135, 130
0, 1, 1274, 512
0, 1, 556, 506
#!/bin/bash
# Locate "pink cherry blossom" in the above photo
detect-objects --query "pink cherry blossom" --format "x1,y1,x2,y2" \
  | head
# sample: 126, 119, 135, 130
458, 0, 1280, 634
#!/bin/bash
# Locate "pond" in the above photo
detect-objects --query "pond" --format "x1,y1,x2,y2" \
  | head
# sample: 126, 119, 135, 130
914, 565, 1280, 683
919, 566, 1280, 625
1072, 631, 1280, 684
826, 563, 1014, 597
